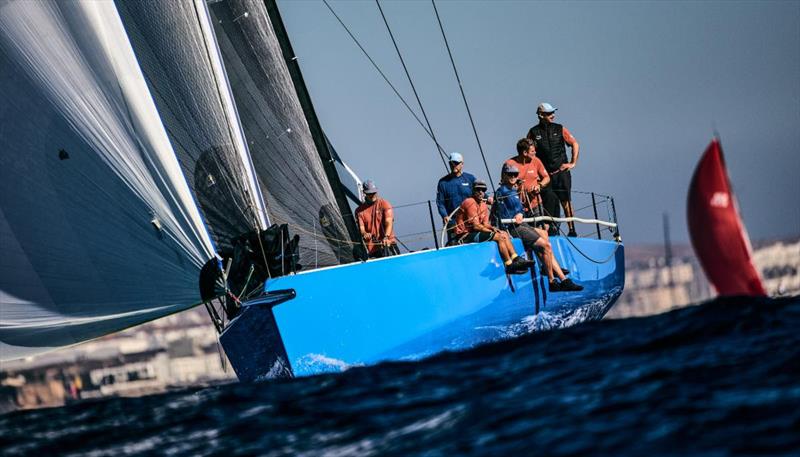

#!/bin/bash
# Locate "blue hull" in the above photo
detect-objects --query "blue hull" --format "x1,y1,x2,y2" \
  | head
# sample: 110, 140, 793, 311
221, 237, 624, 380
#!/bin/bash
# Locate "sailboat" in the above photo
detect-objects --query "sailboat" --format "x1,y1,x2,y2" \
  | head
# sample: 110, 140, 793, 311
688, 138, 766, 297
0, 0, 625, 380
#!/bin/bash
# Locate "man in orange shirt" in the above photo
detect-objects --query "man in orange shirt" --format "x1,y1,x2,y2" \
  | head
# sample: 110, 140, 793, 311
454, 180, 533, 274
505, 138, 550, 224
355, 180, 399, 258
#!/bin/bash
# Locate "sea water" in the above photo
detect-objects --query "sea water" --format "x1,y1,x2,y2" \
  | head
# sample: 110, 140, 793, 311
1, 296, 798, 456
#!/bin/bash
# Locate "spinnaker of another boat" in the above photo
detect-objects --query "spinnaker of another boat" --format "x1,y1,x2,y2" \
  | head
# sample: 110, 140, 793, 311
687, 138, 766, 297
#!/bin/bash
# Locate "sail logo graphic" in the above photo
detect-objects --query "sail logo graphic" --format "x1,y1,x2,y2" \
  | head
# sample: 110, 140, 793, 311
710, 192, 730, 208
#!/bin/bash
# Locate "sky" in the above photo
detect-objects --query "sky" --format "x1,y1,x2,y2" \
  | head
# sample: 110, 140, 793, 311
278, 0, 800, 245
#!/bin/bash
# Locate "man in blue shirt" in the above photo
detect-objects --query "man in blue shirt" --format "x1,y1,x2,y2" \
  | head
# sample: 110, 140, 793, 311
495, 163, 582, 292
437, 152, 476, 243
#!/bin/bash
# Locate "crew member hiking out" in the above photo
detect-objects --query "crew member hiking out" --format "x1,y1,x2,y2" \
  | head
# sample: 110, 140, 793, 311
454, 180, 533, 275
354, 180, 399, 258
436, 152, 476, 245
494, 164, 584, 292
527, 102, 580, 237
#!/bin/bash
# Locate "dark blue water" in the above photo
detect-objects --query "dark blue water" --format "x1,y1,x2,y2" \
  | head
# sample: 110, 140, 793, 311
2, 296, 798, 456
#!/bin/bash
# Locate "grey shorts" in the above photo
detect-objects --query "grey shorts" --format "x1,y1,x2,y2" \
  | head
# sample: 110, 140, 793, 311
508, 224, 541, 250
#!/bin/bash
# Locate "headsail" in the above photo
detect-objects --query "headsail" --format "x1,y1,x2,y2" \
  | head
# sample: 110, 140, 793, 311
0, 1, 217, 360
687, 138, 766, 296
114, 0, 267, 253
208, 0, 358, 266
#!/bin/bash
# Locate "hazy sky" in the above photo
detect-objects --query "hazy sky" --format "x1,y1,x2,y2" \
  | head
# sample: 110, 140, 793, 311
278, 0, 799, 245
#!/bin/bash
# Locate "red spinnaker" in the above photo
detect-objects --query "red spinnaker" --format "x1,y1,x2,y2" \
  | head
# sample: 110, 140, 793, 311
687, 139, 766, 296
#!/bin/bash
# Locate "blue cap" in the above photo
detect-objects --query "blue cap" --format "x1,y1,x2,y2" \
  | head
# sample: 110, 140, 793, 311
448, 152, 463, 163
537, 102, 557, 114
362, 179, 378, 194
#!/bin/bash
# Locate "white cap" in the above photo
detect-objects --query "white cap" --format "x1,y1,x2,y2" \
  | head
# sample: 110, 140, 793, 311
537, 102, 557, 114
448, 152, 463, 163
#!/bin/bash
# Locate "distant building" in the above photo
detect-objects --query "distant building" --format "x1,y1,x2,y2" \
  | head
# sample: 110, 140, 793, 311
752, 239, 800, 296
608, 237, 799, 319
0, 308, 235, 413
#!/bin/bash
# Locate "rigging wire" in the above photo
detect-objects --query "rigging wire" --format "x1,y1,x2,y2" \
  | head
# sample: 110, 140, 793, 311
321, 0, 448, 171
375, 0, 448, 170
431, 0, 495, 190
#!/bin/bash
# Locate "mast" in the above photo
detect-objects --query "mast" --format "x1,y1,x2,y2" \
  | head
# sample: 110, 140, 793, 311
662, 212, 676, 305
263, 0, 360, 243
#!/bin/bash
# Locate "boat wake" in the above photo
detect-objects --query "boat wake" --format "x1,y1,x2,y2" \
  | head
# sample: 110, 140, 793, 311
475, 286, 623, 340
294, 353, 362, 375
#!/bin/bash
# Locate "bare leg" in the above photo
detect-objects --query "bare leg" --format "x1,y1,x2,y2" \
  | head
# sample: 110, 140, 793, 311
493, 238, 511, 263
562, 200, 576, 234
533, 230, 566, 282
495, 231, 517, 262
547, 248, 566, 281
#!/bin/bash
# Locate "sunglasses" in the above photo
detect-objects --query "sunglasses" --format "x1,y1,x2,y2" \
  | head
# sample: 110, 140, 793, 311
542, 112, 555, 116
506, 172, 519, 177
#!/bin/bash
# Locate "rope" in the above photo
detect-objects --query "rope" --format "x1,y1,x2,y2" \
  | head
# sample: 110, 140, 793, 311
501, 216, 618, 229
538, 205, 621, 264
321, 0, 447, 170
375, 0, 448, 170
431, 0, 494, 190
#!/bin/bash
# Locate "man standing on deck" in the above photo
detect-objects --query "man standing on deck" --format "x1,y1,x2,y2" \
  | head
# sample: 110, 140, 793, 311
355, 180, 399, 258
454, 180, 533, 275
527, 102, 581, 237
494, 164, 583, 292
436, 152, 476, 244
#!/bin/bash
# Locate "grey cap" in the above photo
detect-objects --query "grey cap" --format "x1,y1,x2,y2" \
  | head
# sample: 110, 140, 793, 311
502, 163, 519, 174
472, 180, 488, 191
362, 179, 378, 194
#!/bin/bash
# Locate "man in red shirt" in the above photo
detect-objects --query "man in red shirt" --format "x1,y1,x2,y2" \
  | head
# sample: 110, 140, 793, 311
355, 180, 399, 258
454, 180, 533, 274
505, 138, 551, 226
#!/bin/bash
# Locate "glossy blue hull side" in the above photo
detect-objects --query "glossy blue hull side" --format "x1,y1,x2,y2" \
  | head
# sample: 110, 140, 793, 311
221, 237, 624, 380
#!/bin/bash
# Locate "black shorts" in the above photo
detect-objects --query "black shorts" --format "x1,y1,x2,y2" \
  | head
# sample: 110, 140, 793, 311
508, 224, 541, 250
462, 231, 495, 244
549, 170, 572, 202
369, 243, 400, 258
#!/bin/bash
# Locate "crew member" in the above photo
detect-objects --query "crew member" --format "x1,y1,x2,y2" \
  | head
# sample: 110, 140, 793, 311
354, 180, 399, 258
436, 152, 476, 244
454, 180, 533, 275
504, 138, 550, 219
527, 102, 580, 237
494, 164, 583, 291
